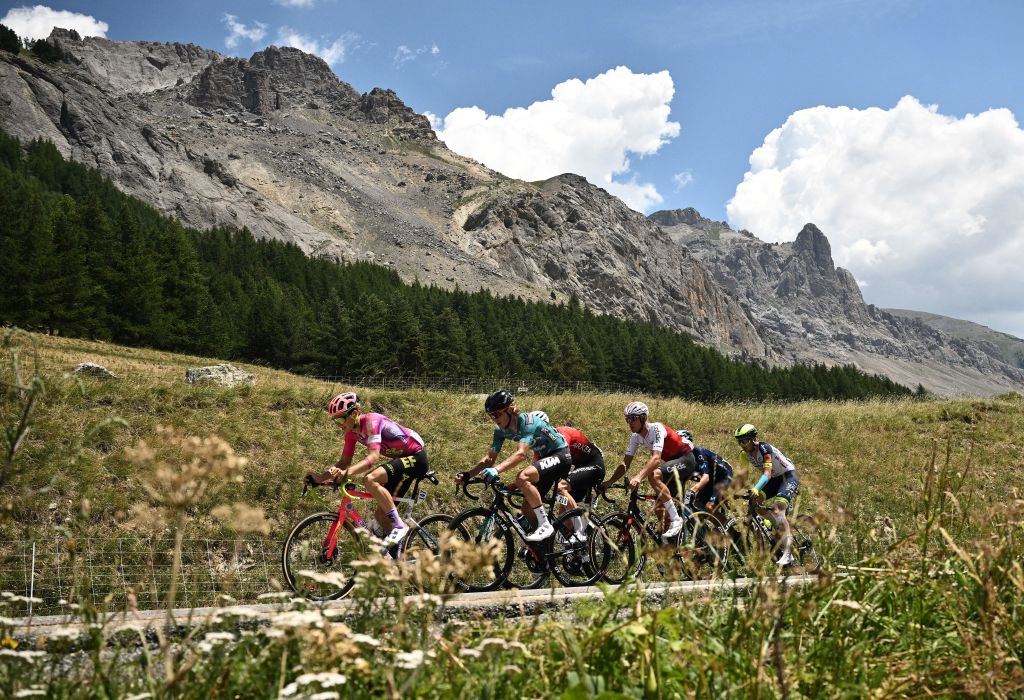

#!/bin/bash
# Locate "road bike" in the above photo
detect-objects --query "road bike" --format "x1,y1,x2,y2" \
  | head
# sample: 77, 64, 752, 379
597, 478, 730, 583
717, 488, 821, 571
281, 470, 451, 601
446, 477, 613, 591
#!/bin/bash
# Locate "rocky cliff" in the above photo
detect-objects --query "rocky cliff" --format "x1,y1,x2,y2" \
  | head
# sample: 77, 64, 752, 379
2, 31, 1022, 394
651, 208, 1024, 395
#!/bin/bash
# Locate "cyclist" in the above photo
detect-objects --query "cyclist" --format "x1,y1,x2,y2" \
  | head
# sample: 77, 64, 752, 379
677, 429, 734, 515
305, 392, 429, 546
456, 390, 571, 542
601, 401, 695, 539
734, 423, 799, 566
554, 424, 606, 543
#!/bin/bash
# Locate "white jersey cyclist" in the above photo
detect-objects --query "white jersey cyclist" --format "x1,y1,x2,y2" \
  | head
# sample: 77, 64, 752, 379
744, 441, 796, 479
624, 422, 693, 461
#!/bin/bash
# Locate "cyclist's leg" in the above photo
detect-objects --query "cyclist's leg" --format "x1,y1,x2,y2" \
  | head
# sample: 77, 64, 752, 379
566, 457, 604, 532
522, 450, 571, 540
366, 453, 425, 537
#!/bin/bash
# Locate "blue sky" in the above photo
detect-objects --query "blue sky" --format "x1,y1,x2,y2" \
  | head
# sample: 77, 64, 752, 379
4, 1, 1024, 338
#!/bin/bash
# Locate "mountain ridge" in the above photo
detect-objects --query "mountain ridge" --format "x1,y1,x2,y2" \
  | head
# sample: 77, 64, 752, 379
2, 30, 1022, 395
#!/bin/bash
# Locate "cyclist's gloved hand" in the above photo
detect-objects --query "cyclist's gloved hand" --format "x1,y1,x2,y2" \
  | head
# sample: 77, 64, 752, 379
482, 467, 500, 483
304, 472, 321, 487
455, 471, 469, 485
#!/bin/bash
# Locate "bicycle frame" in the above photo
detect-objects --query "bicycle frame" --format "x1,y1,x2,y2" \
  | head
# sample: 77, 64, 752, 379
308, 473, 438, 560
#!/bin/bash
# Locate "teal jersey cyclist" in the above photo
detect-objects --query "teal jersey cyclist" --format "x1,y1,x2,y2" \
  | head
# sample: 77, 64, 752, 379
456, 389, 571, 542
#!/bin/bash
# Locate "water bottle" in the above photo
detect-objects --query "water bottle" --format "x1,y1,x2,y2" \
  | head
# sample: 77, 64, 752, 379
761, 516, 773, 532
516, 514, 532, 532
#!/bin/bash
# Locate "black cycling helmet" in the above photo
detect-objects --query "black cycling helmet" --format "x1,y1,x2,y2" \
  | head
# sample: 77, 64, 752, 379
484, 389, 515, 414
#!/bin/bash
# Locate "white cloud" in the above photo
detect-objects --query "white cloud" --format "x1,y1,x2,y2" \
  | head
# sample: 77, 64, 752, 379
673, 171, 694, 190
393, 43, 440, 69
223, 14, 267, 50
433, 66, 680, 212
276, 27, 355, 66
726, 95, 1024, 338
275, 0, 316, 6
1, 4, 108, 41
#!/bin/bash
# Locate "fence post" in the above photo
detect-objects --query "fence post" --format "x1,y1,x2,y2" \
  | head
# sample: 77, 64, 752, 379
29, 542, 36, 617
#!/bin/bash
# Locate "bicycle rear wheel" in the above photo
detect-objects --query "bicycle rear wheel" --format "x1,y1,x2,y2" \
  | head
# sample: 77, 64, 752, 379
446, 507, 515, 592
282, 512, 367, 601
399, 513, 455, 593
549, 508, 603, 587
595, 512, 642, 585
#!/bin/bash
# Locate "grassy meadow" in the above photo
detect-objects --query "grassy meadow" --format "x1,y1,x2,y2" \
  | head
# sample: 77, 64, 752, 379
2, 327, 1024, 698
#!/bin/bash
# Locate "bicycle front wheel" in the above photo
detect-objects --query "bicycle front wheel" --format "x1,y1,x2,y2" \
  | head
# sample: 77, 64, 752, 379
399, 513, 455, 593
596, 512, 642, 585
446, 507, 515, 592
678, 511, 730, 579
791, 514, 822, 571
282, 512, 368, 601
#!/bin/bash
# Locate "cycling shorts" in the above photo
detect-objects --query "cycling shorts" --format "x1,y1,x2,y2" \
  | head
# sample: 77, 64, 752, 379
658, 451, 696, 496
694, 476, 731, 510
530, 448, 572, 499
763, 472, 799, 510
563, 448, 606, 502
380, 450, 430, 495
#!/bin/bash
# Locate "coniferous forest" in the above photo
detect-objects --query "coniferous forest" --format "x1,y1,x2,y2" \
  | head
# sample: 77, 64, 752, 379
0, 132, 912, 401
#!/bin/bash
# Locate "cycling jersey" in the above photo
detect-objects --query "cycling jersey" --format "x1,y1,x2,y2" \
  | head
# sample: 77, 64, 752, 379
343, 412, 424, 459
693, 447, 733, 483
624, 422, 692, 461
744, 441, 796, 478
557, 426, 599, 466
491, 411, 568, 458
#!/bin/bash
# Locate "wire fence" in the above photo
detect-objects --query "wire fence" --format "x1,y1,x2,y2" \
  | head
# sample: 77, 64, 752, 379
0, 537, 279, 617
304, 375, 640, 396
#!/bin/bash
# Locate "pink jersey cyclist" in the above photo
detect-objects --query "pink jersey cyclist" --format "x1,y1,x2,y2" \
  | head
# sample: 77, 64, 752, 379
306, 393, 431, 546
343, 412, 424, 460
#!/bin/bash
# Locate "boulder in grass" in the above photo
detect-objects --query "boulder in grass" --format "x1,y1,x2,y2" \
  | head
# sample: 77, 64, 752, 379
74, 362, 117, 380
185, 363, 255, 387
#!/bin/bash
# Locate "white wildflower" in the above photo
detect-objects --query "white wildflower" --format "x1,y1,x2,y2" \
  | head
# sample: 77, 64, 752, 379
124, 694, 153, 700
14, 689, 47, 698
1, 595, 43, 605
350, 633, 381, 647
270, 610, 324, 629
395, 649, 425, 669
309, 693, 341, 700
280, 672, 347, 696
458, 648, 482, 657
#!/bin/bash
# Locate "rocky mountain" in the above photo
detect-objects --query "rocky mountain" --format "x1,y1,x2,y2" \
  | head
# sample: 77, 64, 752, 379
884, 308, 1024, 371
651, 208, 1024, 395
2, 31, 1022, 395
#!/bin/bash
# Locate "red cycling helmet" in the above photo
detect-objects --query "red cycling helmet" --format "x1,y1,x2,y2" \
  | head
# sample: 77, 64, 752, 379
328, 392, 360, 418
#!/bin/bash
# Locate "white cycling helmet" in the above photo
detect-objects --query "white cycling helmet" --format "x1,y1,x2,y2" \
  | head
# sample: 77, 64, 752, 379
528, 410, 550, 423
624, 401, 649, 418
